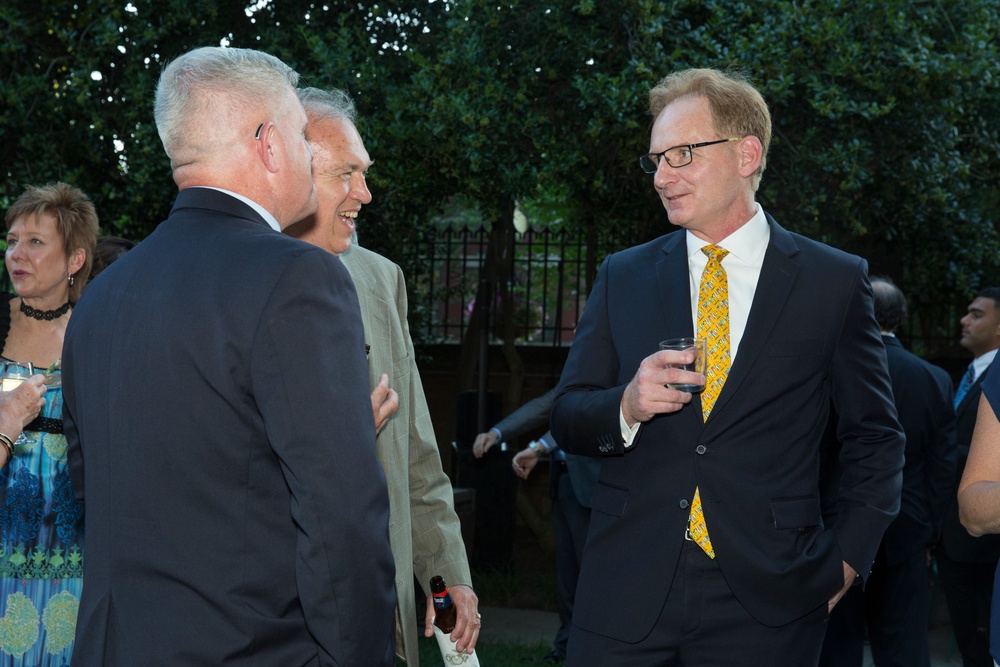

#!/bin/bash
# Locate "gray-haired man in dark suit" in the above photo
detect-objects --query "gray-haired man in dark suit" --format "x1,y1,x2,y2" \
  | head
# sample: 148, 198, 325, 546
64, 46, 396, 665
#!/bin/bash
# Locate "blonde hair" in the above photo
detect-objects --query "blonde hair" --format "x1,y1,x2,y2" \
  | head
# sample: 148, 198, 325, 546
649, 68, 771, 190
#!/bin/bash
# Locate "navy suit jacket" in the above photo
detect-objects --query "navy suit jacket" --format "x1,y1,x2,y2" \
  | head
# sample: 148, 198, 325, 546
878, 335, 956, 563
551, 215, 904, 639
64, 188, 397, 665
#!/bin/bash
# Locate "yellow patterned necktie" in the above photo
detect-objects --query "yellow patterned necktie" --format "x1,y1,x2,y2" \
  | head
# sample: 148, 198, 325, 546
698, 245, 731, 420
687, 244, 730, 559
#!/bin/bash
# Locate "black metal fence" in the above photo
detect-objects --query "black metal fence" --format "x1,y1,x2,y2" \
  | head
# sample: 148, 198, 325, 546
403, 224, 967, 370
406, 225, 624, 346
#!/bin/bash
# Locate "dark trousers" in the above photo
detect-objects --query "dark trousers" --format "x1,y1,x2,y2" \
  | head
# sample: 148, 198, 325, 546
937, 548, 996, 667
552, 463, 591, 658
566, 539, 829, 666
820, 547, 930, 667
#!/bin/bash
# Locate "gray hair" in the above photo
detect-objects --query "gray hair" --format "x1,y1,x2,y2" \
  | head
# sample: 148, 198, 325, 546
297, 86, 358, 125
154, 46, 300, 161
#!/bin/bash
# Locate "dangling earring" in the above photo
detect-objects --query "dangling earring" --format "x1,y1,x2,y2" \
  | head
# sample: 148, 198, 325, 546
68, 273, 75, 287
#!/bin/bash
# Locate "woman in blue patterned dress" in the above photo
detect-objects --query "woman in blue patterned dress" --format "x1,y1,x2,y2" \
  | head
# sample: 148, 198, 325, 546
0, 183, 97, 665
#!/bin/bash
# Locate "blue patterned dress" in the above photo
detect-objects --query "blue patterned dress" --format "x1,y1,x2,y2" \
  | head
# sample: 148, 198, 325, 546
0, 363, 82, 665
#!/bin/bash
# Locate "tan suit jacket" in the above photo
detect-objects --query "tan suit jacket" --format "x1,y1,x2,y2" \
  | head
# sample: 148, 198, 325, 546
340, 244, 472, 665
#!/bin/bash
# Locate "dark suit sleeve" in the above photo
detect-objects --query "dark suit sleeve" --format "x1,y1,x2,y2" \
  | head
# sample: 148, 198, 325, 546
827, 263, 905, 578
552, 257, 630, 456
493, 387, 559, 444
64, 370, 84, 502
537, 431, 558, 453
927, 368, 959, 541
251, 251, 396, 665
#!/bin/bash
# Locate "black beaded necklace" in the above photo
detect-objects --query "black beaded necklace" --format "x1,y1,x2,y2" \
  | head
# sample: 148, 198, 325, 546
19, 300, 71, 321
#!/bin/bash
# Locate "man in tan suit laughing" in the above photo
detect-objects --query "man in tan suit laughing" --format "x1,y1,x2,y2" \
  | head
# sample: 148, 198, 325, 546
286, 86, 480, 665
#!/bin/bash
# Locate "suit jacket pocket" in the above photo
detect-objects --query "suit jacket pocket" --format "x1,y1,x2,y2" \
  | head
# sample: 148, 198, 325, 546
770, 495, 823, 530
589, 483, 629, 517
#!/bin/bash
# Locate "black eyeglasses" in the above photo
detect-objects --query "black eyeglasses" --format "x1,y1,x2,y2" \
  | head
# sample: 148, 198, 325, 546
638, 137, 742, 174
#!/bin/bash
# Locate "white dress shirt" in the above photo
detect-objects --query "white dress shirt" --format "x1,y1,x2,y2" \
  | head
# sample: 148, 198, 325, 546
621, 206, 771, 446
971, 348, 999, 382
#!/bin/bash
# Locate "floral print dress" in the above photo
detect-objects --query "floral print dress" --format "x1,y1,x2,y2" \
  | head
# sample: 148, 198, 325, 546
0, 367, 82, 665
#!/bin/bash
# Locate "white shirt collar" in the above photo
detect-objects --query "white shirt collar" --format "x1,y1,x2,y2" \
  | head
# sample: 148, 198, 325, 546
196, 186, 281, 232
685, 205, 769, 263
683, 205, 769, 360
973, 348, 999, 379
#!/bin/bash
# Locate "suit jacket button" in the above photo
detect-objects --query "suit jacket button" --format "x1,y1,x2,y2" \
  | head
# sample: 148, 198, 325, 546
679, 499, 690, 509
696, 445, 707, 455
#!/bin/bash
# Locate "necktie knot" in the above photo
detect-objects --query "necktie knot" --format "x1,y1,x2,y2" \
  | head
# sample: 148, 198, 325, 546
702, 245, 729, 264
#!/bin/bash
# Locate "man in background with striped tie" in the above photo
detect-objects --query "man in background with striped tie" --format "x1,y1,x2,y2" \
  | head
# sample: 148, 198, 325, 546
549, 68, 905, 667
938, 287, 1000, 667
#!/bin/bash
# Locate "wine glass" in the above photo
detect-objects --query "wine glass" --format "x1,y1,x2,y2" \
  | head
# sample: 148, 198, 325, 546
0, 361, 36, 445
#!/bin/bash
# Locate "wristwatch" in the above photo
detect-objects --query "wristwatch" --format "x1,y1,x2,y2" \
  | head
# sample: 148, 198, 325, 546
529, 440, 546, 455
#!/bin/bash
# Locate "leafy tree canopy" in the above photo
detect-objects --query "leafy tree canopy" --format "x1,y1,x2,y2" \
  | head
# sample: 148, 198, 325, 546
2, 0, 998, 349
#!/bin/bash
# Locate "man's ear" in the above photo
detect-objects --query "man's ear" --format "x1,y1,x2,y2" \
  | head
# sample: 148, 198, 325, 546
254, 121, 281, 174
737, 136, 763, 178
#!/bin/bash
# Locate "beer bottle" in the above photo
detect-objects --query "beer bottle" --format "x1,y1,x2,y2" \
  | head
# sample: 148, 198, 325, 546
429, 575, 481, 665
430, 575, 457, 632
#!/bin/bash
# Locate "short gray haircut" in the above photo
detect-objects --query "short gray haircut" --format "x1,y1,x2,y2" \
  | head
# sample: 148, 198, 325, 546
297, 87, 358, 125
154, 46, 300, 160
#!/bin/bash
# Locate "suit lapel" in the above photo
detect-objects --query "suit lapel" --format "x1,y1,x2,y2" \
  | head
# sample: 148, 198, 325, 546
339, 248, 381, 388
654, 232, 709, 432
655, 232, 695, 340
705, 217, 800, 423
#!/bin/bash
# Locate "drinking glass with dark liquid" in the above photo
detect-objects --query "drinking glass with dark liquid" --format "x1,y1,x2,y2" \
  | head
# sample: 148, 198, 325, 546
658, 337, 707, 392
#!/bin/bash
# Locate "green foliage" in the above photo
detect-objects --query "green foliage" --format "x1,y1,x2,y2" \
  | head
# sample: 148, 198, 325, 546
719, 0, 1000, 342
2, 0, 998, 347
1, 0, 274, 237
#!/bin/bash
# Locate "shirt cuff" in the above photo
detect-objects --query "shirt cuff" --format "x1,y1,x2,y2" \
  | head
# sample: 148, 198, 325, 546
620, 410, 641, 449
